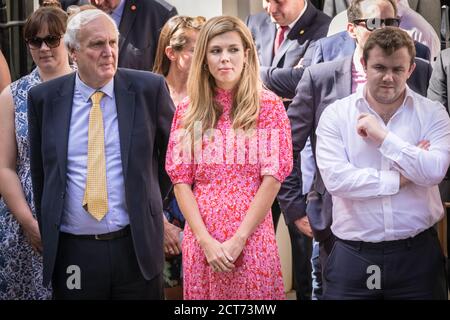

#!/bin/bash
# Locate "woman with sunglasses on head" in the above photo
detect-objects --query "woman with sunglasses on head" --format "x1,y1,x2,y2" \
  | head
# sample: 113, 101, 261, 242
153, 15, 206, 300
0, 5, 73, 299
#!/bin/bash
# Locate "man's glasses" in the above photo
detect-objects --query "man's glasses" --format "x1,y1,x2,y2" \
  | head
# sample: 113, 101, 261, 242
352, 18, 401, 31
26, 35, 62, 49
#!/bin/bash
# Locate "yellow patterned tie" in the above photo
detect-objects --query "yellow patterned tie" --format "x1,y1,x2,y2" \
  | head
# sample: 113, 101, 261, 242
82, 91, 108, 221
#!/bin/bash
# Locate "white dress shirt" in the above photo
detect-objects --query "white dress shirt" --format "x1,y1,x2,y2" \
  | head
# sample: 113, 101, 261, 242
316, 86, 450, 242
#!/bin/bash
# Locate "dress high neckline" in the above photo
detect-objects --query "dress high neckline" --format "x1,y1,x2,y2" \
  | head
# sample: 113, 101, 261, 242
214, 87, 234, 113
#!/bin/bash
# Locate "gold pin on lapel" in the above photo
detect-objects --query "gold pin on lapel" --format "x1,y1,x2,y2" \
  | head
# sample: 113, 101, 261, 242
299, 29, 305, 35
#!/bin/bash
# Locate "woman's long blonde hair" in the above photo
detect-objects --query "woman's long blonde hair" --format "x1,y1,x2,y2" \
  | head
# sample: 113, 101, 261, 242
153, 15, 206, 76
183, 16, 261, 137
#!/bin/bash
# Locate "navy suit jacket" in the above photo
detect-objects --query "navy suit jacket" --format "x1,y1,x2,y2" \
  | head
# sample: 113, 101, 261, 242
246, 1, 331, 95
266, 30, 431, 99
277, 56, 432, 241
28, 69, 175, 285
59, 0, 177, 71
117, 0, 177, 71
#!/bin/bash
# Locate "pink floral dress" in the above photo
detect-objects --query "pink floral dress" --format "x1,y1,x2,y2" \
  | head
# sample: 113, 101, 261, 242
165, 88, 293, 300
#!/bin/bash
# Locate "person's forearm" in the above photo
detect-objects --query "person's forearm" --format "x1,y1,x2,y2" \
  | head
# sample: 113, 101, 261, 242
234, 176, 281, 242
0, 169, 35, 227
174, 183, 212, 245
380, 125, 450, 187
0, 51, 11, 92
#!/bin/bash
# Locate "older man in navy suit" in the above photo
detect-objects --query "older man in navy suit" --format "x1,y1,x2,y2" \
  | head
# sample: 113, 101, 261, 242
28, 9, 174, 299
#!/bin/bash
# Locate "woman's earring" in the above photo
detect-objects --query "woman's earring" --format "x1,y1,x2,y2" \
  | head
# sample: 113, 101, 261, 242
203, 64, 208, 71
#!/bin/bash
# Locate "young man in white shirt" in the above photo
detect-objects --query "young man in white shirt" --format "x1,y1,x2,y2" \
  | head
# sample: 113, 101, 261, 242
316, 27, 450, 299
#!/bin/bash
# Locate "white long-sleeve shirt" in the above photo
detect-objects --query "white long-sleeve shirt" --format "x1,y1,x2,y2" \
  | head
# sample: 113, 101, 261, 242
316, 86, 450, 242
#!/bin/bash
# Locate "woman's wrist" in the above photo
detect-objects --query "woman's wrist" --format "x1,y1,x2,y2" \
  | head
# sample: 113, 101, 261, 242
17, 214, 36, 230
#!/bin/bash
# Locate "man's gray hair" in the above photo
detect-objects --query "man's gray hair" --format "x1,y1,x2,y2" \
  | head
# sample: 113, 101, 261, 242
64, 9, 119, 51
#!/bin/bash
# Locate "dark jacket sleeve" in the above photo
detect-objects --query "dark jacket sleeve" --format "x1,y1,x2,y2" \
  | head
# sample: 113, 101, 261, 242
27, 88, 44, 232
260, 43, 318, 99
277, 67, 316, 224
260, 66, 306, 99
156, 77, 175, 203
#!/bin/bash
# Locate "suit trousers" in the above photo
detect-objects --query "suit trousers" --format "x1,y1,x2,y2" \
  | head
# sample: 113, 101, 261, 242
52, 227, 163, 300
323, 227, 447, 300
287, 222, 313, 300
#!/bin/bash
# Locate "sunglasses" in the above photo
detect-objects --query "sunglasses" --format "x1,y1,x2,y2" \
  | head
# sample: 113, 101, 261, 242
26, 35, 62, 49
352, 18, 401, 31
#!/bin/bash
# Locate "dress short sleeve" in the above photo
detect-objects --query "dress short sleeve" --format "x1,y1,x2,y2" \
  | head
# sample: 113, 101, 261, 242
165, 98, 195, 185
258, 90, 293, 183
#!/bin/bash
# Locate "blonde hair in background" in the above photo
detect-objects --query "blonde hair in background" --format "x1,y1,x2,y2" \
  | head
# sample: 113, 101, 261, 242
153, 15, 206, 76
183, 15, 261, 142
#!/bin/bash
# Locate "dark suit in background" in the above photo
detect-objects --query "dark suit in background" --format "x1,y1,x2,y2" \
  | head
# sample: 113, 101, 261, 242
59, 0, 177, 71
116, 0, 177, 71
246, 2, 331, 102
28, 69, 174, 299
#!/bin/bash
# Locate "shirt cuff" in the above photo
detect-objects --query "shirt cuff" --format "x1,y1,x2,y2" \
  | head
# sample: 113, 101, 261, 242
379, 131, 408, 161
379, 170, 400, 195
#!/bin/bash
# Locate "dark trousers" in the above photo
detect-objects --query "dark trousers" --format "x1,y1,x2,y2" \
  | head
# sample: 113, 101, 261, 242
287, 222, 312, 300
323, 228, 447, 300
272, 200, 313, 300
315, 234, 336, 299
52, 227, 163, 300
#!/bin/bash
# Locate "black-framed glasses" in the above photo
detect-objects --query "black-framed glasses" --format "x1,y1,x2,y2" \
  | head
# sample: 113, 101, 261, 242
352, 17, 401, 31
26, 35, 62, 49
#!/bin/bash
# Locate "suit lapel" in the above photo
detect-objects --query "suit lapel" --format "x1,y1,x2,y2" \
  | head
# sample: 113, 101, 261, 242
52, 73, 76, 186
271, 2, 317, 66
335, 57, 353, 98
272, 38, 297, 67
118, 0, 137, 53
114, 70, 135, 182
260, 17, 276, 66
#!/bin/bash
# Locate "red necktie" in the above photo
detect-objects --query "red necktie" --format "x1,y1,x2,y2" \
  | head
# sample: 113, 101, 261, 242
274, 26, 288, 54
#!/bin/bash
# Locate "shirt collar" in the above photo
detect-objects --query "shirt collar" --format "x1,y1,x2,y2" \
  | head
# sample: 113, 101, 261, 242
355, 84, 415, 113
75, 72, 115, 103
352, 50, 365, 75
111, 0, 126, 27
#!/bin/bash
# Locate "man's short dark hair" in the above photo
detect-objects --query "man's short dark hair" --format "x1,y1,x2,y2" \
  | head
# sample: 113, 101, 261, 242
363, 27, 416, 66
347, 0, 397, 23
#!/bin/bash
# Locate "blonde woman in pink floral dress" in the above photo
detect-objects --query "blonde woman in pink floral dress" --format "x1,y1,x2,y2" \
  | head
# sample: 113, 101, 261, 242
165, 16, 293, 300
